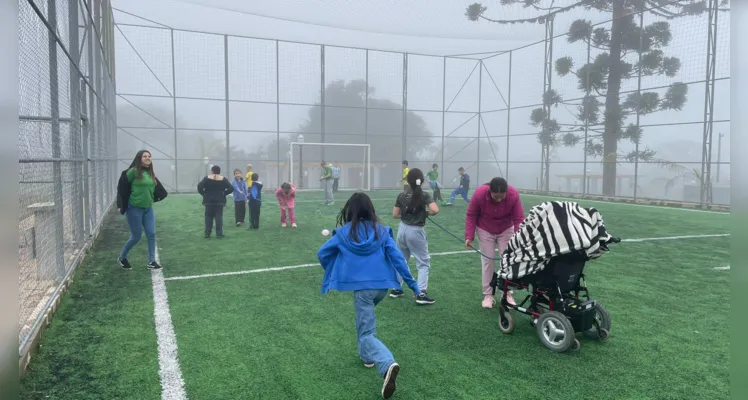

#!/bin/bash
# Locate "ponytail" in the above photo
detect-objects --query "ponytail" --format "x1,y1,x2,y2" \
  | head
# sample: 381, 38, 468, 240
404, 168, 426, 214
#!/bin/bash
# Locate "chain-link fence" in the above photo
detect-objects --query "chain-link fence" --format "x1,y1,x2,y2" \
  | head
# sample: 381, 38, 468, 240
18, 0, 117, 359
114, 2, 729, 206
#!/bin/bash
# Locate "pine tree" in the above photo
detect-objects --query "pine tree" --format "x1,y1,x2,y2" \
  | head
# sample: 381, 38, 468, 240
465, 0, 729, 196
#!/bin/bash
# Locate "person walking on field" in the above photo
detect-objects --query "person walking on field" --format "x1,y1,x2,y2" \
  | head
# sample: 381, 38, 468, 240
198, 165, 234, 238
276, 182, 297, 228
464, 177, 525, 309
332, 162, 341, 192
319, 160, 334, 205
390, 168, 439, 304
116, 150, 168, 270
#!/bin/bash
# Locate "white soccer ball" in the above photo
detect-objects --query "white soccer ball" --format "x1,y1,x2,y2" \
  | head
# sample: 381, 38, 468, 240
322, 229, 330, 236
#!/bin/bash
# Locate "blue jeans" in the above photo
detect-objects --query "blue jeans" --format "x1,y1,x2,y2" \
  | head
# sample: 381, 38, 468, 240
354, 289, 396, 377
119, 203, 156, 263
450, 187, 469, 203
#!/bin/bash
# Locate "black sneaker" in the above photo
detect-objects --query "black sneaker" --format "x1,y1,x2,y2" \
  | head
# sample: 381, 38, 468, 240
389, 290, 404, 298
382, 363, 399, 399
118, 258, 132, 270
147, 261, 162, 270
415, 292, 435, 305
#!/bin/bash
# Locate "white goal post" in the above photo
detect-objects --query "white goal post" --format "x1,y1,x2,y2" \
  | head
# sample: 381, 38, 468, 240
288, 142, 371, 191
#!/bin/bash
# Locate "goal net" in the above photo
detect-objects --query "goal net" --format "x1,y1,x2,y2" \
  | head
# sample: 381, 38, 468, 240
288, 142, 371, 191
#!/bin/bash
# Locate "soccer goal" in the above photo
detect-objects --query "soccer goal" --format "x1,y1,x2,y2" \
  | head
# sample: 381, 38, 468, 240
288, 142, 371, 191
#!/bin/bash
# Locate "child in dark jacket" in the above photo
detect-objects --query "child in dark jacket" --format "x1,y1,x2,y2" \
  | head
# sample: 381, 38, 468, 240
317, 192, 419, 399
231, 169, 248, 226
247, 173, 263, 230
197, 165, 234, 238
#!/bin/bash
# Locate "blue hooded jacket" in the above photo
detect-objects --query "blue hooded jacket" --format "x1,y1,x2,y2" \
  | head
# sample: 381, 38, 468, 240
317, 221, 420, 295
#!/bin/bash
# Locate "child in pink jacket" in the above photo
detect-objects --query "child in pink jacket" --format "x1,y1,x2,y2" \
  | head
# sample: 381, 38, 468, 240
276, 182, 297, 228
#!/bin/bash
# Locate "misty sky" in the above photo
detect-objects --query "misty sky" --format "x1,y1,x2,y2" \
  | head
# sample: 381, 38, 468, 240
110, 0, 731, 194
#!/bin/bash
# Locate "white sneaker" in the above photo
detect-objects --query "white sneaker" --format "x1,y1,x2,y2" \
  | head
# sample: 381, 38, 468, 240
292, 223, 297, 228
281, 223, 287, 228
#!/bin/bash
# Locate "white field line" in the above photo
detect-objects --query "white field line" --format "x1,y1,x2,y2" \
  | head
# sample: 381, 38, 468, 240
164, 233, 729, 282
151, 245, 188, 400
713, 266, 730, 270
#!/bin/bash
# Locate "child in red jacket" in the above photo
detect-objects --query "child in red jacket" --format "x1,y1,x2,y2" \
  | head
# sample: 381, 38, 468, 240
275, 182, 297, 228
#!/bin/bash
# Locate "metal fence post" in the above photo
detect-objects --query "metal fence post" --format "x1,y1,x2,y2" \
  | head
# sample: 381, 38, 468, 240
224, 35, 230, 171
276, 40, 280, 186
86, 0, 97, 225
476, 60, 482, 182
402, 53, 408, 164
441, 57, 446, 176
320, 45, 326, 161
48, 0, 66, 278
68, 0, 83, 245
95, 0, 104, 217
505, 51, 512, 181
170, 28, 178, 191
80, 79, 91, 237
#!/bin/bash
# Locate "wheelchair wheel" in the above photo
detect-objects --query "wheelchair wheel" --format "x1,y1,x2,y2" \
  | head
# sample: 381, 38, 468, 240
583, 303, 611, 341
536, 311, 575, 352
498, 307, 515, 334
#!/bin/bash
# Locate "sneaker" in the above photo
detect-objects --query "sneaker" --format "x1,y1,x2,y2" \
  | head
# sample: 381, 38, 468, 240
282, 223, 287, 228
505, 291, 516, 306
415, 293, 435, 305
147, 261, 162, 270
362, 359, 374, 368
482, 295, 495, 309
291, 223, 297, 228
389, 289, 404, 298
382, 363, 400, 399
118, 258, 132, 270
236, 222, 241, 227
205, 233, 210, 238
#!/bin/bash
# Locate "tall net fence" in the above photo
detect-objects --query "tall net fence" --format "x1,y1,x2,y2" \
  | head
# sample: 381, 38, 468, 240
114, 3, 730, 206
18, 0, 117, 356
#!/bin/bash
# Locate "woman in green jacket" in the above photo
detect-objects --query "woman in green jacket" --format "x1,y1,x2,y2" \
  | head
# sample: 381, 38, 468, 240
116, 150, 168, 270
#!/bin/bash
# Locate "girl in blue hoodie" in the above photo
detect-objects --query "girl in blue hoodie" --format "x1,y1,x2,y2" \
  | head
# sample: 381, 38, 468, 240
317, 192, 420, 399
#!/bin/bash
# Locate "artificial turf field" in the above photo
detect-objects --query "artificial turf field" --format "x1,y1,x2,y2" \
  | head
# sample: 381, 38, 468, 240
20, 190, 730, 400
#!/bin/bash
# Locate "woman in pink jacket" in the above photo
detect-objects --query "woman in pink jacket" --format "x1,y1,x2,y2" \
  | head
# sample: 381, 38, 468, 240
464, 177, 525, 309
276, 182, 297, 228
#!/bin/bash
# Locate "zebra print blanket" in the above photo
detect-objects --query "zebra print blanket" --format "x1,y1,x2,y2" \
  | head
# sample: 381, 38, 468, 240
498, 201, 614, 281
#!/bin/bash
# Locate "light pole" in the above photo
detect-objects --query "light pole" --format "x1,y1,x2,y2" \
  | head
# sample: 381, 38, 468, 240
286, 150, 292, 183
203, 156, 209, 176
716, 132, 723, 183
297, 134, 304, 189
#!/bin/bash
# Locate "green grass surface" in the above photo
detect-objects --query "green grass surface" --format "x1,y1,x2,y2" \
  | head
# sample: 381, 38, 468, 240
20, 190, 731, 399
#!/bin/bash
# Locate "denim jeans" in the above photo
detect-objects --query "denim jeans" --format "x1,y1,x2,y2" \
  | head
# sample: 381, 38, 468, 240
354, 289, 395, 377
450, 187, 469, 203
119, 203, 156, 263
395, 223, 430, 292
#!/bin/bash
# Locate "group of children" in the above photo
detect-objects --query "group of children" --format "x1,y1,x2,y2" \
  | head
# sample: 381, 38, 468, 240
198, 163, 298, 237
401, 160, 471, 206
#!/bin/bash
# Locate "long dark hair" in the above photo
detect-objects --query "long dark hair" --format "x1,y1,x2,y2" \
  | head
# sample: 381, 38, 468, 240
129, 150, 156, 181
405, 168, 426, 214
336, 192, 380, 243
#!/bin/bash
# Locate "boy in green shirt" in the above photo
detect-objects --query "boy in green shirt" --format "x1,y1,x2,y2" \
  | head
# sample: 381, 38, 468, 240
426, 163, 443, 203
319, 161, 334, 205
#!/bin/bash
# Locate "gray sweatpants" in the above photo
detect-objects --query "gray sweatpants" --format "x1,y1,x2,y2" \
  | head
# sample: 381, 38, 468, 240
395, 222, 430, 292
324, 179, 334, 204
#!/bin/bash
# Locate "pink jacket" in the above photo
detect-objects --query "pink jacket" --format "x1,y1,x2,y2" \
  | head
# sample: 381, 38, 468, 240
465, 184, 525, 241
275, 185, 296, 208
